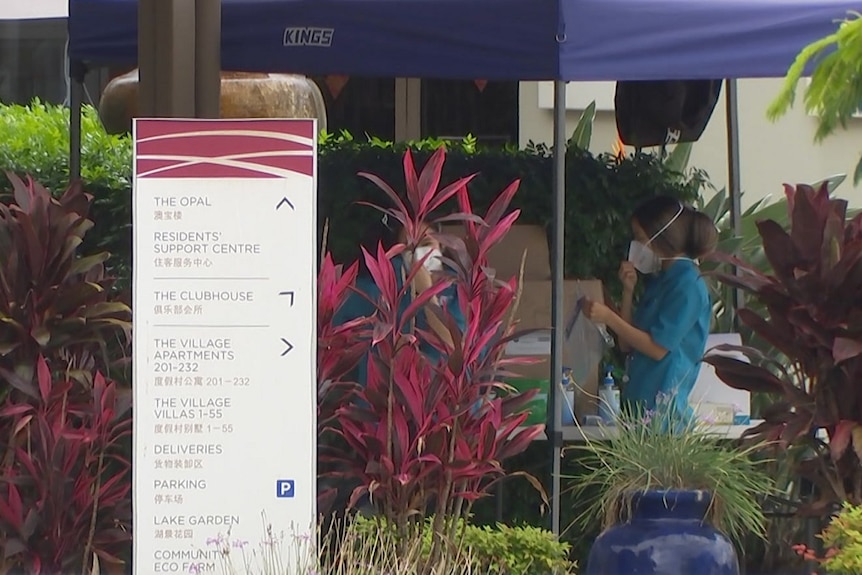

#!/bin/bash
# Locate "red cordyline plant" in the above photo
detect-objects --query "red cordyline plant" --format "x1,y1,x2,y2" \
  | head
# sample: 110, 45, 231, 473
0, 355, 132, 574
317, 255, 371, 427
0, 173, 131, 399
703, 183, 862, 513
316, 255, 373, 514
318, 148, 544, 562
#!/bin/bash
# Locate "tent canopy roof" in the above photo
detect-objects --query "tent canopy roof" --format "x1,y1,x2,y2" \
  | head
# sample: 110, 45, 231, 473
69, 0, 856, 81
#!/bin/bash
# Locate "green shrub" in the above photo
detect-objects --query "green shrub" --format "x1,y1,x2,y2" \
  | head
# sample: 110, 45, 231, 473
0, 102, 708, 291
352, 515, 576, 574
793, 502, 862, 575
464, 522, 575, 574
819, 503, 862, 575
0, 100, 132, 283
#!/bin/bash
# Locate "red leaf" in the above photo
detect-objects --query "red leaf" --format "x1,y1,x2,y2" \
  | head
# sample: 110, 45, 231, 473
703, 355, 786, 395
14, 414, 33, 436
789, 184, 827, 263
831, 420, 855, 461
756, 219, 798, 281
36, 355, 51, 402
426, 175, 477, 216
0, 483, 24, 531
356, 173, 411, 224
0, 404, 33, 418
737, 308, 803, 361
399, 282, 450, 332
478, 211, 520, 260
318, 487, 339, 516
347, 485, 369, 509
402, 149, 421, 215
417, 147, 446, 214
355, 202, 409, 233
779, 413, 813, 448
497, 424, 544, 459
484, 179, 520, 227
833, 337, 862, 364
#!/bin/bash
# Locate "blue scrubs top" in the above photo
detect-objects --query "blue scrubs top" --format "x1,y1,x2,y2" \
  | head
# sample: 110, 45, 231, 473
332, 255, 465, 386
625, 259, 711, 421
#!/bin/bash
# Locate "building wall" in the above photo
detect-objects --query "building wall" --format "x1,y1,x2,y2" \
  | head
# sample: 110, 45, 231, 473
519, 79, 862, 208
0, 0, 67, 20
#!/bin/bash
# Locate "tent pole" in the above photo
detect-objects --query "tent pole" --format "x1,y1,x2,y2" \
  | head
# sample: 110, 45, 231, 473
724, 79, 744, 321
69, 61, 86, 182
549, 79, 566, 536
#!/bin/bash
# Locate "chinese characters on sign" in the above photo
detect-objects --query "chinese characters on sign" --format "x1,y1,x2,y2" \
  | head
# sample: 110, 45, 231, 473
133, 119, 317, 574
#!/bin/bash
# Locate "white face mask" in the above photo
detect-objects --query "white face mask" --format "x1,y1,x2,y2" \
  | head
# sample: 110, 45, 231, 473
627, 203, 685, 275
414, 246, 443, 272
628, 241, 661, 274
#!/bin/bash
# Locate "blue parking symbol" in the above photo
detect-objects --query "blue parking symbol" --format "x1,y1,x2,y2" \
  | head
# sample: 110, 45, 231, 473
276, 479, 295, 498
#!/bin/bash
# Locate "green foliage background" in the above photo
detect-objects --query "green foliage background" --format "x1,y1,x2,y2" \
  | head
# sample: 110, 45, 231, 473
0, 102, 706, 293
768, 12, 862, 183
352, 515, 576, 575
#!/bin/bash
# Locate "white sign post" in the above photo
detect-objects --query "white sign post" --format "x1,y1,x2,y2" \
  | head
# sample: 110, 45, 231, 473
132, 118, 317, 574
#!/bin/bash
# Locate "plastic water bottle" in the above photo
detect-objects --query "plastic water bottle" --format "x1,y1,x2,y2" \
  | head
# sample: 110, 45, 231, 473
561, 367, 576, 426
598, 368, 620, 424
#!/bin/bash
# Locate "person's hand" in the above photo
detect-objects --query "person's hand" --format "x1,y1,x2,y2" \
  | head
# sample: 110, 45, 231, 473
412, 263, 433, 293
582, 298, 614, 325
619, 261, 637, 293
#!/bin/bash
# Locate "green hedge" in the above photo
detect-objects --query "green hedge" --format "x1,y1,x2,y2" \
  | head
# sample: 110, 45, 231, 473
1, 101, 133, 281
0, 102, 707, 291
352, 514, 575, 574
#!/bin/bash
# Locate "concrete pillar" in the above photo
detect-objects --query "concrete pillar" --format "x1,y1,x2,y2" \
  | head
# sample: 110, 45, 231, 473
395, 78, 422, 141
195, 0, 221, 118
138, 0, 221, 119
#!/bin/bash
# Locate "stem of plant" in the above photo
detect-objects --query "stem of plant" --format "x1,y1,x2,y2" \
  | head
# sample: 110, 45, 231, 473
82, 448, 105, 575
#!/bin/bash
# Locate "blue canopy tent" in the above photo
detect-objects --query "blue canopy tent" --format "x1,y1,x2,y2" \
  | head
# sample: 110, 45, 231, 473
70, 0, 853, 80
67, 0, 858, 534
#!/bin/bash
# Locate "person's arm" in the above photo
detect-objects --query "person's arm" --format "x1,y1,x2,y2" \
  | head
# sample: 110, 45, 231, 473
617, 261, 637, 353
584, 280, 703, 362
618, 291, 634, 353
604, 312, 667, 361
411, 265, 455, 348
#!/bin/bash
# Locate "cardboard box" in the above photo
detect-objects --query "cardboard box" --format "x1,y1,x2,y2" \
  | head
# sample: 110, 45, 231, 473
441, 224, 606, 419
505, 280, 606, 420
693, 333, 752, 421
441, 224, 551, 280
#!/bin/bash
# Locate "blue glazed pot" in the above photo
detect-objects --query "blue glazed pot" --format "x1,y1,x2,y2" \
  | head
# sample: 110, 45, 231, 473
585, 489, 740, 575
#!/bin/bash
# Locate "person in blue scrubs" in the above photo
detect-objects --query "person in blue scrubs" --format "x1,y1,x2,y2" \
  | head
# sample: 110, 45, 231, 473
583, 196, 717, 422
333, 215, 465, 386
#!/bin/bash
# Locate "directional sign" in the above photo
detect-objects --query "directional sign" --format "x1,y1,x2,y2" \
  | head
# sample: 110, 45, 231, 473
132, 119, 317, 574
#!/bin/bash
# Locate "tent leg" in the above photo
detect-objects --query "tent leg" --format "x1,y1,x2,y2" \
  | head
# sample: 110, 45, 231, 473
69, 60, 86, 183
549, 80, 566, 536
723, 79, 744, 322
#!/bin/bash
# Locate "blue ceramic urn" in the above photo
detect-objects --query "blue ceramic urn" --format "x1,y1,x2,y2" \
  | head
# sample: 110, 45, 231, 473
585, 489, 740, 575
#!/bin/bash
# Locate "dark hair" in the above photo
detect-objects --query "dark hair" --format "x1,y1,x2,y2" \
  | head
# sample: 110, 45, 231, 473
632, 195, 717, 259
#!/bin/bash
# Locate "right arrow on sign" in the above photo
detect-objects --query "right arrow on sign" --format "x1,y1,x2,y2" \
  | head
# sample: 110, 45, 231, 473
276, 197, 295, 211
280, 338, 294, 356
